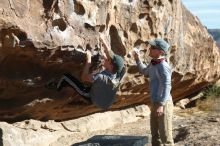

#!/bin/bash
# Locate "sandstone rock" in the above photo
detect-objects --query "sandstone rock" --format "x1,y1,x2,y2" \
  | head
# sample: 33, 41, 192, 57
61, 105, 150, 133
175, 92, 204, 109
0, 0, 220, 122
175, 98, 190, 109
0, 105, 149, 146
0, 122, 69, 146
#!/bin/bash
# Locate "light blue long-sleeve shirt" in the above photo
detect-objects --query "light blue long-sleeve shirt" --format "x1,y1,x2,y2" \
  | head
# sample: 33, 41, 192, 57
136, 59, 172, 105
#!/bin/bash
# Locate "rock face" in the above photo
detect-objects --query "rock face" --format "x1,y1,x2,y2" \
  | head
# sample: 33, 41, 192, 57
0, 0, 220, 122
0, 105, 150, 146
209, 29, 220, 49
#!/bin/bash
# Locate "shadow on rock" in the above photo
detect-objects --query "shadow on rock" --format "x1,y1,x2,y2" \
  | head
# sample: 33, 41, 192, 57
174, 127, 189, 143
72, 135, 148, 146
0, 128, 3, 146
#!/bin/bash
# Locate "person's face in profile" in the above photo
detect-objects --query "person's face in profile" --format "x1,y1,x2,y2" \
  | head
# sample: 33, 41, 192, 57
149, 46, 164, 58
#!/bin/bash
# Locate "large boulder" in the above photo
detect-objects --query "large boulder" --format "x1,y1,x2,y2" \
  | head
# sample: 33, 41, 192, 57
0, 0, 220, 122
0, 105, 150, 146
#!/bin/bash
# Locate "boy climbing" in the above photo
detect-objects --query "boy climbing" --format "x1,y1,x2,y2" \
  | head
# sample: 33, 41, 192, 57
46, 35, 125, 110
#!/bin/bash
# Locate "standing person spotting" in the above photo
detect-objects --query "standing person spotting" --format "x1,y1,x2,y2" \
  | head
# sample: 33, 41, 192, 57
133, 38, 174, 146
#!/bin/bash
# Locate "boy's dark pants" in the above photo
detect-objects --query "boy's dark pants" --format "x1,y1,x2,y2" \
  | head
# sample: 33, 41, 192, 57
57, 73, 91, 101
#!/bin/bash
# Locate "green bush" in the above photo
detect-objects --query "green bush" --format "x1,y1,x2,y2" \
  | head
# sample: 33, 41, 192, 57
203, 85, 220, 99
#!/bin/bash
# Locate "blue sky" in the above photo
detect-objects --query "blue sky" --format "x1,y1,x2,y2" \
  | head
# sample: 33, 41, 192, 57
182, 0, 220, 29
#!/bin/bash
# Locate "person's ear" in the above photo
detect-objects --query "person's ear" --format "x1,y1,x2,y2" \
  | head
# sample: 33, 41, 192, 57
110, 63, 114, 70
159, 50, 165, 55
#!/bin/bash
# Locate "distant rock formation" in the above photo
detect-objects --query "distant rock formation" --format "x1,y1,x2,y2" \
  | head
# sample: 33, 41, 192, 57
0, 0, 220, 122
208, 29, 220, 49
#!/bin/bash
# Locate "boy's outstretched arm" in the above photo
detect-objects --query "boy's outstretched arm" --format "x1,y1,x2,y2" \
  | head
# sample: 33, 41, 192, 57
132, 51, 149, 76
81, 50, 93, 83
99, 34, 114, 60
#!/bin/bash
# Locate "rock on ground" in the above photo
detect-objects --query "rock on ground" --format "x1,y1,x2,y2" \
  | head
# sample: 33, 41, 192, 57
0, 0, 220, 122
0, 105, 219, 146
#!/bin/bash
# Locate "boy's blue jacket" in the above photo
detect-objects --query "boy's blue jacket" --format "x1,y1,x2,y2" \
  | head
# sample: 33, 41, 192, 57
136, 59, 172, 105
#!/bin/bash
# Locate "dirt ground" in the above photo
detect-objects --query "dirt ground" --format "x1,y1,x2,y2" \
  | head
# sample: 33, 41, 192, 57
71, 107, 220, 146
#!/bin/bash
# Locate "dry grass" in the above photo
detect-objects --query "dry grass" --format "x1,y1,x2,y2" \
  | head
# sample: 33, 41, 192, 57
197, 96, 220, 112
196, 85, 220, 112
